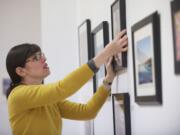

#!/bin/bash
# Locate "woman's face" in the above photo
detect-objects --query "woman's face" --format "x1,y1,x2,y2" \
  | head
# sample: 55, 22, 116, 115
23, 52, 50, 80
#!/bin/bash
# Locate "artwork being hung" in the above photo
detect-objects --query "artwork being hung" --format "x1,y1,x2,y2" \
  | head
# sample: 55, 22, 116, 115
112, 93, 131, 135
131, 12, 162, 104
78, 19, 93, 66
171, 0, 180, 74
111, 0, 127, 73
91, 21, 109, 92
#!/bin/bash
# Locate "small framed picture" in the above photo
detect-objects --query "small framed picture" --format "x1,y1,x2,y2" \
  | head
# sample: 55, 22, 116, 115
131, 12, 162, 104
111, 0, 127, 73
78, 19, 95, 90
171, 0, 180, 74
112, 93, 131, 135
2, 78, 11, 96
78, 19, 93, 66
91, 21, 109, 92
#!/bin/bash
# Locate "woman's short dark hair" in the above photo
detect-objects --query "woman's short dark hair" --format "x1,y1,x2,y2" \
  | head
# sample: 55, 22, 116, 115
6, 43, 41, 98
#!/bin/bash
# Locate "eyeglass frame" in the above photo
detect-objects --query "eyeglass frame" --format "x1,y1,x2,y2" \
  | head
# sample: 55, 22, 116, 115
25, 52, 45, 63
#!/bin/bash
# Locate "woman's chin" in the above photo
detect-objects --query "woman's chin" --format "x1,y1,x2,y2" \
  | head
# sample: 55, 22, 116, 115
43, 70, 50, 78
46, 70, 50, 76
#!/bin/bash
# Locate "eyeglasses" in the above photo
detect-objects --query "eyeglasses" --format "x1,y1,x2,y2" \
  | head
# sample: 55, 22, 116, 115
26, 52, 45, 63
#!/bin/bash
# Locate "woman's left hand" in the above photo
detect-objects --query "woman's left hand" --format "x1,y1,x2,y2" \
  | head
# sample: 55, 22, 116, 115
104, 57, 116, 82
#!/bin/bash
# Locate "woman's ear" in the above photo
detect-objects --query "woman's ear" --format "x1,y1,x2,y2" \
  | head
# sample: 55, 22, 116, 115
15, 67, 26, 77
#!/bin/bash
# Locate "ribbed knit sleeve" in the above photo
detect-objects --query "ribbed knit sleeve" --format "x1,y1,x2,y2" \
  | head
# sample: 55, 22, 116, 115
58, 85, 110, 120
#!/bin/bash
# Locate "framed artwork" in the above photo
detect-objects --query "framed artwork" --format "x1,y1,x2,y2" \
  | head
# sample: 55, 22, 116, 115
111, 0, 127, 73
131, 12, 162, 104
2, 78, 11, 96
78, 19, 93, 66
112, 93, 131, 135
78, 20, 94, 135
91, 21, 109, 92
171, 0, 180, 74
78, 19, 95, 93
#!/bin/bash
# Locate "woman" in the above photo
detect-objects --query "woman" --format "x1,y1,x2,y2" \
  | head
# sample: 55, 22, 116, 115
6, 30, 128, 135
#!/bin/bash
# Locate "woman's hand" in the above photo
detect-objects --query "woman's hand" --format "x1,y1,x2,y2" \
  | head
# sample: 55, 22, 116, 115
105, 29, 128, 56
92, 29, 128, 68
104, 57, 116, 83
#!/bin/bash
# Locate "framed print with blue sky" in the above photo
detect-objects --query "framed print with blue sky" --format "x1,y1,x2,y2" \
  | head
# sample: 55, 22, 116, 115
131, 12, 162, 104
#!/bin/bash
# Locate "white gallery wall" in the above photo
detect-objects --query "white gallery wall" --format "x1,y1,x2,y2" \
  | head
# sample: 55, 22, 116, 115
0, 0, 41, 134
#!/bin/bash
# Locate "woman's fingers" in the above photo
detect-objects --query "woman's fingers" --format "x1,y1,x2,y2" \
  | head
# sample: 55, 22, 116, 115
115, 35, 128, 53
109, 29, 128, 55
120, 39, 128, 48
116, 29, 126, 40
119, 35, 128, 45
108, 57, 113, 65
121, 46, 128, 52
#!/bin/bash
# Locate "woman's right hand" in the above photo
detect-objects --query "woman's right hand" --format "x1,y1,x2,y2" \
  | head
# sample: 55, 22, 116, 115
92, 29, 128, 68
105, 29, 128, 56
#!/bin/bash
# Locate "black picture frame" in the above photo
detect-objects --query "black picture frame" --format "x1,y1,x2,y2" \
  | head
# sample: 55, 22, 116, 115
111, 0, 127, 73
91, 21, 109, 92
78, 19, 95, 97
78, 19, 93, 66
131, 12, 162, 104
112, 93, 131, 135
78, 19, 95, 135
171, 0, 180, 74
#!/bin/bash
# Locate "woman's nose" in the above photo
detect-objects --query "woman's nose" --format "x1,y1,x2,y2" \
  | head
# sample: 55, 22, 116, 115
40, 55, 46, 63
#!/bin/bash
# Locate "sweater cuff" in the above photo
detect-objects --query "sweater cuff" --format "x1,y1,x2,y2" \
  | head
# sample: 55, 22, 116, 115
87, 59, 99, 74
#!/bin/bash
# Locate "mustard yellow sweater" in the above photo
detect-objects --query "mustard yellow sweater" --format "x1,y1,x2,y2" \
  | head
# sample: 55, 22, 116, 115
8, 64, 109, 135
